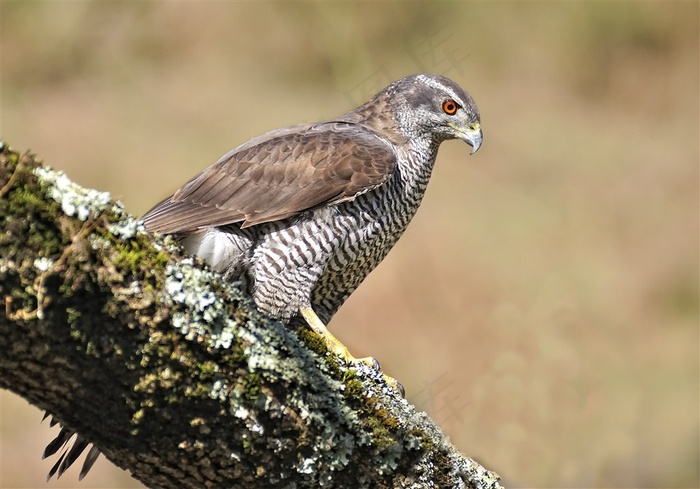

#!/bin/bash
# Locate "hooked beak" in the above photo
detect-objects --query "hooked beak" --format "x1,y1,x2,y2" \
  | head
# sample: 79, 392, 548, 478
453, 122, 483, 154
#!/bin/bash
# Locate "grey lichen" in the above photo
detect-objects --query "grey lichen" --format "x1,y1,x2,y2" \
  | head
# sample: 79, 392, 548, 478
154, 244, 441, 484
159, 256, 367, 480
107, 215, 145, 240
128, 222, 498, 486
35, 164, 146, 244
163, 258, 238, 348
33, 256, 54, 271
34, 166, 112, 221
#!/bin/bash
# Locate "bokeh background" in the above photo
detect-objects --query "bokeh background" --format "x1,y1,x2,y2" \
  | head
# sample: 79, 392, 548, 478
1, 2, 698, 488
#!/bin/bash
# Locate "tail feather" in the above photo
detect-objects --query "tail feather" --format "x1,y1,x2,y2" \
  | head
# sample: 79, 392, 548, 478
42, 414, 101, 481
43, 425, 74, 459
79, 446, 102, 481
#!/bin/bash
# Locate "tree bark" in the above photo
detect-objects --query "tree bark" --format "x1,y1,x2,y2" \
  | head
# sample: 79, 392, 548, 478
0, 141, 503, 489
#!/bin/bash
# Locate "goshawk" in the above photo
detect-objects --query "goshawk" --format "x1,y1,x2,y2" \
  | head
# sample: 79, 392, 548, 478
143, 73, 481, 370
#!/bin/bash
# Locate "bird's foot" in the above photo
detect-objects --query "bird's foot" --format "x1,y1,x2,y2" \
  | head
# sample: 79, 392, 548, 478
348, 357, 404, 396
353, 355, 380, 370
299, 306, 405, 397
382, 374, 405, 397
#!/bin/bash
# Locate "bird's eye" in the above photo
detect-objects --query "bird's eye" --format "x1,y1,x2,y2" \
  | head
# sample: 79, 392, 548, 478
442, 99, 459, 115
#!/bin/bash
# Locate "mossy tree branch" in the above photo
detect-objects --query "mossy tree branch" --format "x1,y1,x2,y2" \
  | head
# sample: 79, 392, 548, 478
0, 142, 502, 489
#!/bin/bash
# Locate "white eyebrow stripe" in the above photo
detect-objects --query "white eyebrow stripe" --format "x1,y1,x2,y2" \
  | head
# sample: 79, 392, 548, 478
415, 74, 465, 106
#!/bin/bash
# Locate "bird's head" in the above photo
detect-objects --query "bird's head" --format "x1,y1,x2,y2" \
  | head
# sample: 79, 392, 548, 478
391, 74, 482, 154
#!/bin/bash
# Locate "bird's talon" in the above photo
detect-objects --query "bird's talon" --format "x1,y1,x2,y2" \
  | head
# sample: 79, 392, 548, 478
383, 374, 405, 397
348, 356, 380, 370
368, 357, 381, 371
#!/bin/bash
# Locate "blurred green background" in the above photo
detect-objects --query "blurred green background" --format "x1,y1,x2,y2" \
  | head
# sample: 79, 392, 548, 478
1, 2, 697, 488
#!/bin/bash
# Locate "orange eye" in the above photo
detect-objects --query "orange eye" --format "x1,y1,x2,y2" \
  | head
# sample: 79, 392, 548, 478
442, 99, 458, 115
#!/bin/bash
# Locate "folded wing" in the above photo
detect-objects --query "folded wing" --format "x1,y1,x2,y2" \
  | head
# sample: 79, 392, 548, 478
142, 122, 396, 233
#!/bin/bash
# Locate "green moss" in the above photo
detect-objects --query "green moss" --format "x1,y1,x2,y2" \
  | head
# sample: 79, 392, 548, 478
2, 181, 65, 258
112, 241, 146, 273
66, 307, 81, 325
344, 377, 364, 398
375, 408, 400, 431
85, 340, 98, 356
295, 324, 348, 379
7, 186, 48, 215
110, 234, 170, 281
198, 360, 219, 377
242, 371, 261, 401
185, 383, 211, 398
294, 325, 325, 354
1, 146, 19, 166
363, 415, 397, 452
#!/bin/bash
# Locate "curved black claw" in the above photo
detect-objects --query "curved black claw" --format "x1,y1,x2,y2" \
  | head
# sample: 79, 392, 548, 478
383, 374, 405, 398
354, 356, 380, 371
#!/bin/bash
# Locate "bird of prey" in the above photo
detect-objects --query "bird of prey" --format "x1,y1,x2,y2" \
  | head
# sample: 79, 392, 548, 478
142, 73, 481, 372
42, 73, 481, 480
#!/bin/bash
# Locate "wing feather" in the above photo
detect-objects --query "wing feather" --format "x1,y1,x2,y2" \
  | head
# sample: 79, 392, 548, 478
142, 122, 396, 233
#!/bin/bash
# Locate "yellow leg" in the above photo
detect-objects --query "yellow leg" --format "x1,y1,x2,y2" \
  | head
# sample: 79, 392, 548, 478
299, 306, 404, 396
299, 306, 375, 367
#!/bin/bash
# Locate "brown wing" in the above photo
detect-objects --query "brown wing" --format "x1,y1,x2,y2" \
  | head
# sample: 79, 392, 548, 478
142, 122, 396, 234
